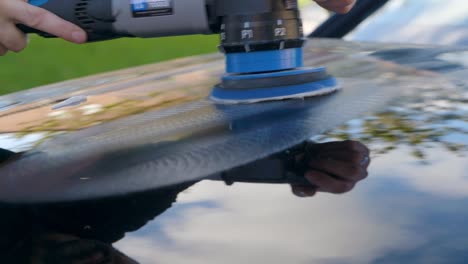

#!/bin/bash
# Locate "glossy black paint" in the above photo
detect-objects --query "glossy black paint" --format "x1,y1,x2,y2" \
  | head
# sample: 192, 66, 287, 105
348, 0, 468, 46
0, 39, 415, 203
1, 38, 467, 263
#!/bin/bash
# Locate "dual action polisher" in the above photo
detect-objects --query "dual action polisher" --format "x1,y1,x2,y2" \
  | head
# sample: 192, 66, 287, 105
21, 0, 339, 104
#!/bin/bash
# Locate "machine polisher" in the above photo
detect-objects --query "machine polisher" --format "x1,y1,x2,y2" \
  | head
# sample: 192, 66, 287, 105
21, 0, 339, 104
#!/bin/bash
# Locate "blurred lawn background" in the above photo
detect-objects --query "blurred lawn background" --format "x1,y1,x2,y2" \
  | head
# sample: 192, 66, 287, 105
0, 0, 312, 96
0, 35, 218, 95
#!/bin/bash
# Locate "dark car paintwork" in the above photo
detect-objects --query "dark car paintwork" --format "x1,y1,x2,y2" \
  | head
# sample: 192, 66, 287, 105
0, 38, 467, 263
0, 38, 437, 202
347, 0, 468, 46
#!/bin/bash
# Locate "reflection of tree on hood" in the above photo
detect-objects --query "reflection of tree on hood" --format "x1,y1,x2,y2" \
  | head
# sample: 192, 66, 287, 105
0, 182, 193, 264
36, 183, 193, 243
0, 148, 14, 164
314, 83, 468, 162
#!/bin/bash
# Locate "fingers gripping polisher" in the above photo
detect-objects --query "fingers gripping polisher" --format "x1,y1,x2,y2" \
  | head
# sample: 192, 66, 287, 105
21, 0, 339, 104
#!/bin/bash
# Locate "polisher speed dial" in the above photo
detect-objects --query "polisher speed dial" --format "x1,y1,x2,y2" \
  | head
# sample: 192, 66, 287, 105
218, 0, 305, 53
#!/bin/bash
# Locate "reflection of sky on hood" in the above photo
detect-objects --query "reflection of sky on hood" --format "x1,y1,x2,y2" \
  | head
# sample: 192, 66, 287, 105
115, 140, 468, 263
301, 4, 330, 35
115, 181, 424, 264
0, 133, 46, 152
438, 51, 468, 68
373, 146, 468, 198
114, 49, 468, 263
347, 0, 468, 46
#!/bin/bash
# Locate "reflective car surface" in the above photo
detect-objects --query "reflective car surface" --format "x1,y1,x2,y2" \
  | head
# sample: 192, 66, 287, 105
348, 0, 468, 46
1, 1, 468, 264
1, 38, 466, 264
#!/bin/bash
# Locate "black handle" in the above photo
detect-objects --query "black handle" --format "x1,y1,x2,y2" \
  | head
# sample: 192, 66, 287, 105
17, 24, 56, 38
17, 0, 116, 42
17, 23, 121, 42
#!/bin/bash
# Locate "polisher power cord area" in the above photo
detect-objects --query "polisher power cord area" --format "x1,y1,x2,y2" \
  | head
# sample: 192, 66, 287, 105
20, 0, 339, 104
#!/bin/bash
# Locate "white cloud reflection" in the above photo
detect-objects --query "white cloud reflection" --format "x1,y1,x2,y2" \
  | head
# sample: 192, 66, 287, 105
115, 180, 424, 264
372, 146, 468, 198
0, 133, 46, 152
348, 0, 468, 46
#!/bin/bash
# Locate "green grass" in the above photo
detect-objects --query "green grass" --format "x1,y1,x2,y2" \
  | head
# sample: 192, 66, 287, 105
0, 35, 218, 95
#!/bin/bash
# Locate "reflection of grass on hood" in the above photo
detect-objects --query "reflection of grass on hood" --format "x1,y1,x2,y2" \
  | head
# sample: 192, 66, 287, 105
315, 112, 467, 162
299, 0, 312, 7
313, 87, 468, 162
0, 35, 218, 95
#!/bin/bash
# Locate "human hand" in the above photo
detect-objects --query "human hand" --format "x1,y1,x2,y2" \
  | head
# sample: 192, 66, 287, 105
291, 140, 370, 197
314, 0, 357, 14
0, 0, 87, 56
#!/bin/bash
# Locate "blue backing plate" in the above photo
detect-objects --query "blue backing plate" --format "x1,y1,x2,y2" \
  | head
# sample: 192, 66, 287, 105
211, 67, 340, 104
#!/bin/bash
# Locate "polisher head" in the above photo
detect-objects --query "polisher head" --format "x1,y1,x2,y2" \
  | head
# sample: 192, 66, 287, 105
209, 0, 339, 104
210, 48, 340, 104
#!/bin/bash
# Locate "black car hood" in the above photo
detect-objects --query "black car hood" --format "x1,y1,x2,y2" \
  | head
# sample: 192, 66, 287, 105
0, 39, 467, 263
